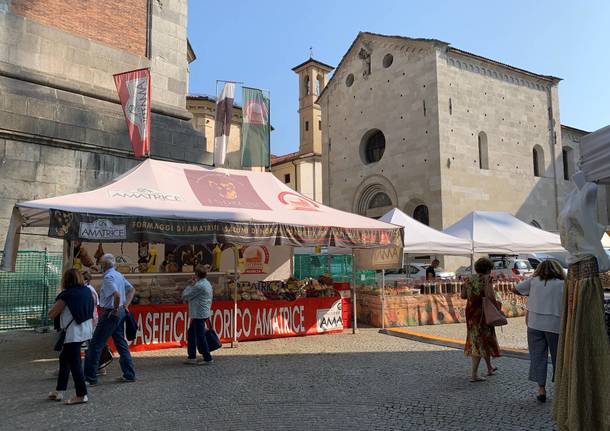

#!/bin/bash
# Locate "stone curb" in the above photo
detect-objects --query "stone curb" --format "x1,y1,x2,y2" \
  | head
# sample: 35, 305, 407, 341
380, 327, 530, 361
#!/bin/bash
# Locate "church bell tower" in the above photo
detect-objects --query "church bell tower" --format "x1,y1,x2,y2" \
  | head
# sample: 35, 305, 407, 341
292, 57, 334, 155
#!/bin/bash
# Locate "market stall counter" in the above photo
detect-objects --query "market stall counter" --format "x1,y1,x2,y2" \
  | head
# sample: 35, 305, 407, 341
357, 278, 528, 328
95, 271, 345, 352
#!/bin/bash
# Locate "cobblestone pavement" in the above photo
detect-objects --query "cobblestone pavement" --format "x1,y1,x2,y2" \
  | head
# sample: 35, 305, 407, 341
0, 327, 555, 431
404, 317, 528, 350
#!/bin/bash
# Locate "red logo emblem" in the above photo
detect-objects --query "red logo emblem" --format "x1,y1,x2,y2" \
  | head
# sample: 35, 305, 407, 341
277, 191, 320, 211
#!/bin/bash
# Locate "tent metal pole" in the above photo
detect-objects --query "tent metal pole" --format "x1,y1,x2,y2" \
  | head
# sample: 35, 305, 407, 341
381, 269, 385, 330
232, 246, 239, 348
351, 249, 357, 334
470, 245, 475, 274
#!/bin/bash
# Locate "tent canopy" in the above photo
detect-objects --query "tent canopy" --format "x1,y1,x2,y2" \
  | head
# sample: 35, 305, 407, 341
443, 211, 564, 254
379, 208, 472, 255
2, 159, 402, 271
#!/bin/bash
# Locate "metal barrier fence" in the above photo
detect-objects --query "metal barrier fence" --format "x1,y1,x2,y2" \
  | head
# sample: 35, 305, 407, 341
294, 254, 376, 285
0, 250, 63, 330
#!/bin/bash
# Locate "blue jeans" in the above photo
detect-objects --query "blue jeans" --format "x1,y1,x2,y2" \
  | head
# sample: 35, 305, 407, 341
84, 308, 135, 383
187, 318, 212, 362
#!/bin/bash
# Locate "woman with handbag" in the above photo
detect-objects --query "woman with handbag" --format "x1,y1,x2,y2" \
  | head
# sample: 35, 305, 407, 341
462, 257, 501, 382
47, 268, 94, 405
182, 264, 214, 365
513, 259, 565, 403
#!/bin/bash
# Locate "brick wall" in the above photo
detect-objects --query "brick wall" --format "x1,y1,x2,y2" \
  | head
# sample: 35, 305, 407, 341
11, 0, 147, 56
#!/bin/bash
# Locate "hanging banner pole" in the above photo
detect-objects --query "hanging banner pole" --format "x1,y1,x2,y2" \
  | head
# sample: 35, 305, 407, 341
232, 246, 240, 347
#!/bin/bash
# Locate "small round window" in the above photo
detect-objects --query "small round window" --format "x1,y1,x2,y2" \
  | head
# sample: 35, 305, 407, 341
345, 73, 354, 87
382, 53, 393, 68
361, 129, 386, 164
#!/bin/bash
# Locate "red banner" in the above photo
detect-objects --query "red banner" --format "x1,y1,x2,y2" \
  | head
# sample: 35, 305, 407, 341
113, 68, 151, 158
122, 297, 344, 352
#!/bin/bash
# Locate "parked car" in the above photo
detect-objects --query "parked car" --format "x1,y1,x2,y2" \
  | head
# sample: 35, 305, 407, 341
456, 256, 534, 278
492, 257, 534, 277
376, 263, 455, 285
519, 252, 569, 270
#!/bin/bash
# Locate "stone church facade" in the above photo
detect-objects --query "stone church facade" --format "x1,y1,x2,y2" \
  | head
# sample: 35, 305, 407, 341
318, 32, 609, 235
0, 0, 207, 251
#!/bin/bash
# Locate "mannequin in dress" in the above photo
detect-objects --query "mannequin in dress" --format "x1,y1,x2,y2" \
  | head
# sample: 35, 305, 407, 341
553, 171, 610, 430
559, 171, 610, 271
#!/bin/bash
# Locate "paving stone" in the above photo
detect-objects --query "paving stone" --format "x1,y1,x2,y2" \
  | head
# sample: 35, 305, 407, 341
0, 327, 556, 430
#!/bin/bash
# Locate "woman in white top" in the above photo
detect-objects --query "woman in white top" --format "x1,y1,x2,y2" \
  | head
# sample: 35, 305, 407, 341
514, 259, 565, 403
47, 269, 94, 405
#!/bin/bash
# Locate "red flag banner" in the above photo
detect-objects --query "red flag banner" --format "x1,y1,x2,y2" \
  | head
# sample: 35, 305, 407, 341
113, 68, 151, 158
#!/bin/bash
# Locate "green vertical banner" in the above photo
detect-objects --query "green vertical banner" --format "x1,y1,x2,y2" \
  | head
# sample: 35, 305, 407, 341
241, 86, 270, 168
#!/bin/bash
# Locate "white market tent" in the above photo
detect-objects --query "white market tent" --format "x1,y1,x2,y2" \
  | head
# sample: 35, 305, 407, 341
379, 208, 472, 255
1, 158, 403, 272
443, 211, 565, 254
579, 124, 610, 185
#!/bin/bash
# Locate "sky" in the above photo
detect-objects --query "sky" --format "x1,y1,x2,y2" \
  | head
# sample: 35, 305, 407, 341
187, 0, 610, 156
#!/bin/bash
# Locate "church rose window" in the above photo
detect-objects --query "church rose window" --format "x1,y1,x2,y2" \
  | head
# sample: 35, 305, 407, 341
361, 129, 386, 164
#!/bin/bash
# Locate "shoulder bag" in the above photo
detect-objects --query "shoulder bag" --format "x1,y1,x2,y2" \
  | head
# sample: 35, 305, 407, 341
53, 318, 74, 351
482, 281, 508, 327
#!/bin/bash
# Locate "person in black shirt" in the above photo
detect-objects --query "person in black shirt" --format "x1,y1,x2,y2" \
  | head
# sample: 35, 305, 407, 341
426, 259, 440, 280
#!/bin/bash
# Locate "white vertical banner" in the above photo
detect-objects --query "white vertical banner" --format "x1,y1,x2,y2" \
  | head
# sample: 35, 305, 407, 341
213, 82, 236, 167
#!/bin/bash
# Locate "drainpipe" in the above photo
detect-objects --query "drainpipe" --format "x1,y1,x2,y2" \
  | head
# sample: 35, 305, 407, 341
546, 85, 560, 229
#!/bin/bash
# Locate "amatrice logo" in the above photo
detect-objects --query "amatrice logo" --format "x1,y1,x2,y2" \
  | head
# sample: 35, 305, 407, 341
316, 300, 343, 332
79, 219, 127, 240
108, 188, 183, 202
277, 191, 320, 211
242, 246, 270, 274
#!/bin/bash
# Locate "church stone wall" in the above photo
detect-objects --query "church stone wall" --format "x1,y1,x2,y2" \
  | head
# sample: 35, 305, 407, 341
321, 38, 444, 227
0, 0, 207, 251
436, 49, 562, 231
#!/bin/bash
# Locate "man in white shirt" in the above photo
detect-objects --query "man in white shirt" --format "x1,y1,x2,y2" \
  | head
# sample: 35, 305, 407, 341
83, 254, 136, 385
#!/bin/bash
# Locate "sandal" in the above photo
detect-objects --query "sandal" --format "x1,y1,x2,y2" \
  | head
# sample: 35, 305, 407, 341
470, 377, 487, 383
486, 367, 498, 376
64, 395, 88, 405
47, 391, 64, 401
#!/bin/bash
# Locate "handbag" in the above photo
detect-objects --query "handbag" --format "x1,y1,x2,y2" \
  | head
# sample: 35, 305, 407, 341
53, 318, 74, 352
205, 319, 222, 352
124, 311, 138, 341
482, 282, 507, 326
99, 345, 114, 369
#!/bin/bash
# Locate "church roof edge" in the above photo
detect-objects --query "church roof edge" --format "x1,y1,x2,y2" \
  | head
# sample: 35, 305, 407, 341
318, 31, 561, 102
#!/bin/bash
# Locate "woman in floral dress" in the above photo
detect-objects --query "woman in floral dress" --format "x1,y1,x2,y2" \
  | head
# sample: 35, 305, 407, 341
462, 257, 501, 382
